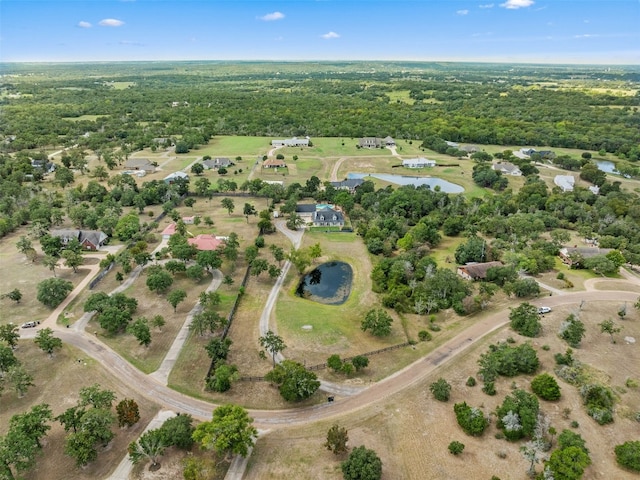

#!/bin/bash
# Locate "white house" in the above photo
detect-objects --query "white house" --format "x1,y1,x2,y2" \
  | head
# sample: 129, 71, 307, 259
492, 162, 522, 176
402, 157, 436, 169
271, 137, 310, 147
554, 175, 575, 192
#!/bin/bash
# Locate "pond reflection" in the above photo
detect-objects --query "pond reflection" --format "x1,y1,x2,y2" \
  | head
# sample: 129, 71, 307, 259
296, 261, 353, 305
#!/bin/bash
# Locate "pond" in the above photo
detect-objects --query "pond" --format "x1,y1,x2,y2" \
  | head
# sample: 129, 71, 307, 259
295, 261, 353, 305
596, 160, 619, 174
347, 173, 464, 193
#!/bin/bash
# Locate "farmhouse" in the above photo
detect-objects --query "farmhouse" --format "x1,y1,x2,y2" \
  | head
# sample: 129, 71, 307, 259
492, 162, 522, 176
50, 229, 108, 251
203, 157, 232, 170
402, 157, 436, 169
263, 158, 286, 169
182, 216, 195, 225
313, 207, 344, 227
164, 171, 189, 184
460, 145, 480, 154
188, 234, 224, 251
271, 137, 310, 147
330, 178, 364, 193
30, 158, 56, 174
295, 204, 317, 221
358, 136, 395, 148
559, 247, 613, 266
457, 261, 504, 281
124, 158, 156, 173
554, 175, 575, 192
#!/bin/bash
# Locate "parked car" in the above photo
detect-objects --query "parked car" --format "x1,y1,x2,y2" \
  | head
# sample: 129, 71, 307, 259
21, 321, 40, 329
538, 307, 552, 314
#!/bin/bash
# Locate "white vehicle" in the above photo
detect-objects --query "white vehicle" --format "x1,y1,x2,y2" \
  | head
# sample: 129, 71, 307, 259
538, 307, 552, 314
21, 321, 39, 329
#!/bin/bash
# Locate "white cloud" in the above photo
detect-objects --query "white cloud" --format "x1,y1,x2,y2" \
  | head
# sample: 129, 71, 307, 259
77, 21, 92, 28
99, 18, 125, 27
259, 12, 285, 21
479, 3, 495, 8
500, 0, 534, 9
457, 9, 469, 15
321, 31, 340, 39
119, 40, 144, 46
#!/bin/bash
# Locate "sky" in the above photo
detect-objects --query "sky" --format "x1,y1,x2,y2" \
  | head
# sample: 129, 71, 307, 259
1, 0, 638, 64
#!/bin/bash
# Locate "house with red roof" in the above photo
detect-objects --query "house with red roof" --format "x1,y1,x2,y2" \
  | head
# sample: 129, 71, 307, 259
188, 234, 224, 251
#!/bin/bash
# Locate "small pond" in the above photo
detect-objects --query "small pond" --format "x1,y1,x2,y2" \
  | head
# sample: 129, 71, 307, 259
347, 173, 464, 193
596, 160, 619, 174
296, 261, 353, 305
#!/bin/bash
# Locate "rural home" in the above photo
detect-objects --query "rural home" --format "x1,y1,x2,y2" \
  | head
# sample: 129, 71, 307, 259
50, 229, 108, 251
202, 157, 232, 170
164, 171, 189, 184
313, 207, 344, 227
460, 145, 480, 154
263, 158, 286, 169
124, 158, 156, 173
295, 204, 317, 221
358, 136, 395, 148
554, 175, 575, 192
161, 223, 177, 239
188, 234, 224, 251
271, 137, 310, 147
457, 261, 504, 281
559, 247, 613, 266
30, 158, 56, 174
182, 216, 195, 225
329, 178, 364, 193
492, 162, 522, 176
445, 141, 459, 148
402, 157, 436, 169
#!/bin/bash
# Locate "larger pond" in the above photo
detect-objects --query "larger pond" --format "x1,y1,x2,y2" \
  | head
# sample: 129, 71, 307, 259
347, 173, 464, 193
296, 261, 353, 305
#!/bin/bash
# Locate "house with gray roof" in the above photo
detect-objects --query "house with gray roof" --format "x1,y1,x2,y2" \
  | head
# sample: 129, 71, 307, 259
124, 158, 156, 173
203, 157, 232, 170
457, 261, 504, 281
50, 229, 108, 251
403, 157, 436, 169
313, 207, 344, 227
554, 175, 575, 192
271, 137, 310, 147
492, 162, 522, 176
329, 178, 364, 193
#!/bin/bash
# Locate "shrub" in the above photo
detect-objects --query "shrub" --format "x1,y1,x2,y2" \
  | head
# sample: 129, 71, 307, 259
418, 330, 432, 341
428, 322, 441, 332
496, 389, 540, 441
466, 376, 477, 387
580, 384, 615, 425
559, 314, 586, 348
478, 342, 539, 382
509, 302, 542, 337
351, 355, 369, 371
453, 402, 489, 436
448, 441, 465, 455
554, 348, 574, 366
531, 373, 562, 401
327, 354, 343, 373
341, 446, 382, 480
430, 378, 452, 402
482, 382, 496, 396
625, 378, 638, 389
615, 441, 640, 472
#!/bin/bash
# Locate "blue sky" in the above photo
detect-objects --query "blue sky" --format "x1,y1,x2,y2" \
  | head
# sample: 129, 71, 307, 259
1, 0, 638, 64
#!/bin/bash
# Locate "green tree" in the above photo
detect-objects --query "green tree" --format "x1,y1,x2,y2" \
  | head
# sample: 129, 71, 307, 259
448, 441, 465, 455
114, 213, 141, 241
361, 309, 393, 337
127, 317, 152, 347
598, 319, 621, 343
79, 384, 116, 410
352, 355, 369, 371
221, 198, 235, 215
205, 337, 232, 363
453, 402, 489, 436
265, 360, 320, 402
325, 424, 349, 455
243, 203, 257, 222
36, 277, 73, 308
0, 323, 20, 348
158, 414, 195, 450
186, 264, 205, 282
34, 327, 63, 358
116, 398, 140, 428
206, 364, 239, 392
128, 429, 166, 468
430, 378, 452, 402
341, 446, 382, 480
614, 441, 640, 472
259, 330, 286, 366
6, 289, 22, 304
496, 389, 540, 441
146, 270, 174, 294
62, 249, 83, 273
531, 373, 561, 401
42, 255, 59, 277
545, 446, 591, 480
327, 354, 343, 373
559, 314, 586, 348
167, 289, 187, 312
0, 345, 19, 374
16, 236, 34, 259
192, 404, 257, 460
7, 365, 35, 398
191, 162, 204, 176
509, 302, 542, 337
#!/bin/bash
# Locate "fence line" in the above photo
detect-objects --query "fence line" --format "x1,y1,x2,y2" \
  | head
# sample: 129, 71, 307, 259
238, 341, 411, 382
88, 261, 114, 290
